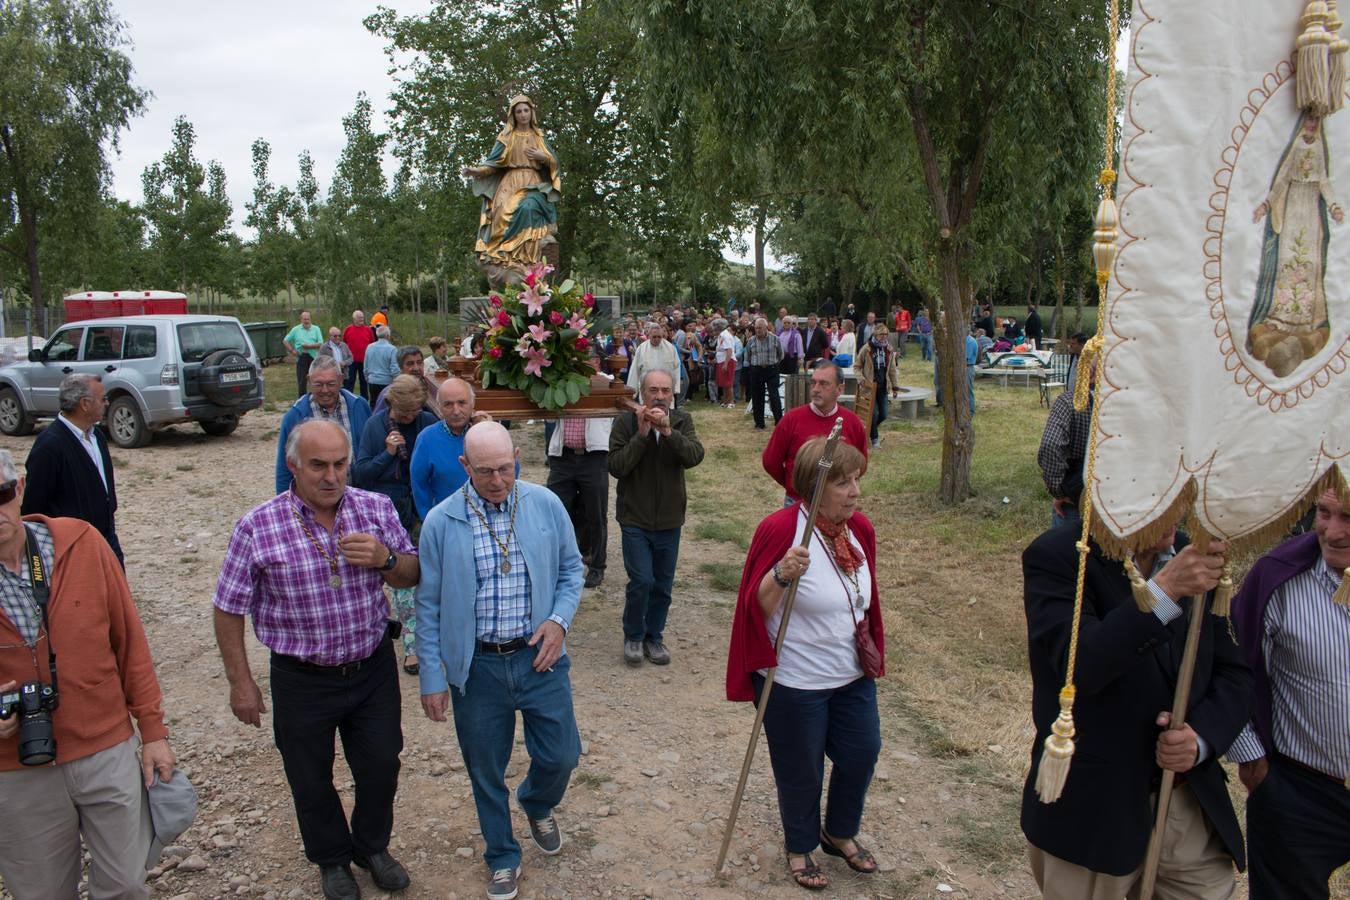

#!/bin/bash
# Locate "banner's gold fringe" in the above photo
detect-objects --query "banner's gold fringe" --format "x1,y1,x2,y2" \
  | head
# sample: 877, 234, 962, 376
1088, 467, 1348, 565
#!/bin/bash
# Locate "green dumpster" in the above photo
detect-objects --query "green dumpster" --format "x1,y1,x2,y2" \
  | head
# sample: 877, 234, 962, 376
242, 322, 270, 364
263, 321, 289, 362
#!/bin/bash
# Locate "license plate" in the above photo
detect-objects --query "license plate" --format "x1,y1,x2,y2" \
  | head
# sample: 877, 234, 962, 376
221, 371, 250, 384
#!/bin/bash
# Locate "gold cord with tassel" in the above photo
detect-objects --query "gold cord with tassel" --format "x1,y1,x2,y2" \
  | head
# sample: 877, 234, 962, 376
1334, 568, 1350, 608
1210, 563, 1236, 617
1123, 554, 1159, 613
1298, 0, 1335, 115
1038, 0, 1120, 805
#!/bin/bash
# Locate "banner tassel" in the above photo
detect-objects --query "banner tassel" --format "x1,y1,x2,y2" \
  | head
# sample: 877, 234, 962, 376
1123, 554, 1158, 613
1298, 0, 1334, 115
1328, 0, 1347, 112
1333, 568, 1350, 608
1210, 563, 1235, 617
1035, 687, 1077, 803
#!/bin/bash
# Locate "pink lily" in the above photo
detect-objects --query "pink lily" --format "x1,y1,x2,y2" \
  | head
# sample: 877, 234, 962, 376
521, 284, 547, 316
522, 347, 552, 377
527, 323, 553, 344
527, 260, 555, 286
567, 312, 588, 331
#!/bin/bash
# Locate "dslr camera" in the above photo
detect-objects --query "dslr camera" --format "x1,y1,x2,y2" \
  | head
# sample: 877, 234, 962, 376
0, 681, 58, 766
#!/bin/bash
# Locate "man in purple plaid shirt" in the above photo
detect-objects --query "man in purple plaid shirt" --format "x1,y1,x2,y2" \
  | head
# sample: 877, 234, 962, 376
213, 419, 420, 900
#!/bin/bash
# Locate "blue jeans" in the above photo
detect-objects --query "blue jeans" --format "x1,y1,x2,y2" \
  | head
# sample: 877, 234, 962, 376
1050, 505, 1081, 530
918, 333, 933, 361
752, 674, 881, 853
966, 364, 976, 415
870, 391, 889, 441
620, 525, 681, 642
450, 646, 581, 870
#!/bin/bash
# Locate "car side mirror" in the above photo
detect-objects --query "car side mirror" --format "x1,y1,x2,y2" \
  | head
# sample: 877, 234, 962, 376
27, 349, 43, 363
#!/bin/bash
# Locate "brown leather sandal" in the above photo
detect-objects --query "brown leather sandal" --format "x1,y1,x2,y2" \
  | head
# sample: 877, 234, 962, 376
819, 829, 878, 874
786, 852, 829, 890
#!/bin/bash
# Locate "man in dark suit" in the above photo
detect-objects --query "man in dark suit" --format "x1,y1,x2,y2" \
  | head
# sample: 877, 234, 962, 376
799, 313, 830, 364
1020, 524, 1251, 898
21, 374, 122, 565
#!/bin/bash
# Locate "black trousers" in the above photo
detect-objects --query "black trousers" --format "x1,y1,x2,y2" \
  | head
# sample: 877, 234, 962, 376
1247, 756, 1350, 899
269, 637, 403, 867
295, 353, 313, 398
345, 360, 369, 402
750, 365, 783, 428
546, 449, 609, 571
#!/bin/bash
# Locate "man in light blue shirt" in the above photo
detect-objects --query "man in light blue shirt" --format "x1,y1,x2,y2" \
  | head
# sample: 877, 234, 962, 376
416, 422, 582, 900
362, 327, 400, 397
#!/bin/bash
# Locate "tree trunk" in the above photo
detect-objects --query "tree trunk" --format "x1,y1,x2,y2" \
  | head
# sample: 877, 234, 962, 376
20, 206, 42, 314
754, 206, 767, 294
936, 242, 976, 504
1052, 242, 1067, 340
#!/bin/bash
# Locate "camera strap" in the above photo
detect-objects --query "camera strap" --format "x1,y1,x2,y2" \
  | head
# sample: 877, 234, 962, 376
22, 525, 56, 693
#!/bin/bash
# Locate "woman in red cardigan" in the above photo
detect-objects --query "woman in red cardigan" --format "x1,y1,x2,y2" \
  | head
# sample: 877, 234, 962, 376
725, 436, 886, 891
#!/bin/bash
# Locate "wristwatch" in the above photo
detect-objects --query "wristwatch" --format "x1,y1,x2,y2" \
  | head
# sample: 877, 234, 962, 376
381, 550, 398, 571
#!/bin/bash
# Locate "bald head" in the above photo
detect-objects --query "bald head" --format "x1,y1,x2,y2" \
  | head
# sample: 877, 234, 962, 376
438, 377, 476, 431
462, 421, 517, 505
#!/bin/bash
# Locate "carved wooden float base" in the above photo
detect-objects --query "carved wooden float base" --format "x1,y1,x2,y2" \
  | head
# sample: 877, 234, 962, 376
473, 376, 636, 419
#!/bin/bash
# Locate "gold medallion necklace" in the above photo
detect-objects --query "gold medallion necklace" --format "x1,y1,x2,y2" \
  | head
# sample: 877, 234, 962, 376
463, 481, 520, 574
292, 500, 345, 588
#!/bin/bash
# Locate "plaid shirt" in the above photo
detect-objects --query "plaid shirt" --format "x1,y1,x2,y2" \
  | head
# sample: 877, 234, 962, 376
0, 522, 54, 646
1037, 391, 1092, 498
311, 397, 350, 435
213, 487, 416, 665
745, 334, 785, 367
464, 484, 533, 641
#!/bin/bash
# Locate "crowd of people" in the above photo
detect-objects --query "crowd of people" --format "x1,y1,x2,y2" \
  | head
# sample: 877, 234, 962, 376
0, 291, 1344, 900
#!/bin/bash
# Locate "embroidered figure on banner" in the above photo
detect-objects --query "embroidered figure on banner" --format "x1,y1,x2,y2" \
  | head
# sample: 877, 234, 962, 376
1247, 112, 1345, 378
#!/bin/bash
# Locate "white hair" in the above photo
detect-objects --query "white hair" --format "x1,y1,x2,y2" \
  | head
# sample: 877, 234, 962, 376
285, 419, 352, 467
376, 325, 391, 340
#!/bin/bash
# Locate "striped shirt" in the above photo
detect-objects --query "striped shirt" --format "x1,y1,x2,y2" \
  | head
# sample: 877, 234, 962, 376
311, 397, 350, 435
1227, 557, 1348, 780
0, 522, 54, 645
465, 484, 533, 642
213, 487, 417, 665
745, 334, 785, 368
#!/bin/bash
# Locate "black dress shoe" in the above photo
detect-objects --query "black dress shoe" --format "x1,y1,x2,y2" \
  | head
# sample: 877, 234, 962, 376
320, 864, 360, 900
355, 850, 411, 891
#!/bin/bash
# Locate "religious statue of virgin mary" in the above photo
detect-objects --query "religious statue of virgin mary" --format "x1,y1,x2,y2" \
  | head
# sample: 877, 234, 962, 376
462, 94, 562, 287
1246, 112, 1344, 378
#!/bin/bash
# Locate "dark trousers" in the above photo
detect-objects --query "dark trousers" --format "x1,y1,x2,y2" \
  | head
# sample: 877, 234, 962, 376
752, 674, 881, 853
345, 360, 369, 402
1247, 756, 1350, 899
750, 365, 783, 428
269, 637, 403, 867
296, 353, 313, 398
546, 450, 609, 572
870, 390, 889, 441
620, 525, 680, 642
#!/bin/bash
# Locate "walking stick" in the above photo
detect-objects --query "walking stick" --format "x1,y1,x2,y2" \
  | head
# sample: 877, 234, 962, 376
1138, 586, 1214, 899
714, 418, 846, 875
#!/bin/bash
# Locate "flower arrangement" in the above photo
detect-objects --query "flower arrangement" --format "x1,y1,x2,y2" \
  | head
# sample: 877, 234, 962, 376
475, 261, 601, 409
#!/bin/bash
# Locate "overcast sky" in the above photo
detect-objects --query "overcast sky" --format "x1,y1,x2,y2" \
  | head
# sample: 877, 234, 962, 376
106, 0, 426, 226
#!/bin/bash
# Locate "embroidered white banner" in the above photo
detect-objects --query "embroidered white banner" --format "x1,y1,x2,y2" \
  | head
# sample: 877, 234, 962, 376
1092, 0, 1348, 550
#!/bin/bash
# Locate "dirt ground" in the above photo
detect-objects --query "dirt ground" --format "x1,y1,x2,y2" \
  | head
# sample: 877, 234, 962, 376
0, 405, 1046, 900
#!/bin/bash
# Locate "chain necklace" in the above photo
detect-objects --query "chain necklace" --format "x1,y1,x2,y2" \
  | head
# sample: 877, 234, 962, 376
816, 526, 865, 608
292, 500, 345, 588
463, 481, 520, 574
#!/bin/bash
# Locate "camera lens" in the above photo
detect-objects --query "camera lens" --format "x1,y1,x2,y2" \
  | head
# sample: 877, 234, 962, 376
17, 709, 56, 766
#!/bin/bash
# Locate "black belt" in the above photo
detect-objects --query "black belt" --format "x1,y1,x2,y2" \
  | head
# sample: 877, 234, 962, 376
476, 636, 529, 655
272, 636, 389, 677
1276, 752, 1346, 787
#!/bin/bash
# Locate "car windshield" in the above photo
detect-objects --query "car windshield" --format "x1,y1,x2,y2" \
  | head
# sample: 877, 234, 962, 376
178, 322, 248, 363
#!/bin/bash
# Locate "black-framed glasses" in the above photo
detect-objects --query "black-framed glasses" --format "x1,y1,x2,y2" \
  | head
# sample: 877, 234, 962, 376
0, 480, 18, 506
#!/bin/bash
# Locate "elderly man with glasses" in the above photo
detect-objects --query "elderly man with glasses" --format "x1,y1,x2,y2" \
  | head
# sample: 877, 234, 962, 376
21, 374, 122, 565
275, 356, 372, 494
416, 421, 583, 900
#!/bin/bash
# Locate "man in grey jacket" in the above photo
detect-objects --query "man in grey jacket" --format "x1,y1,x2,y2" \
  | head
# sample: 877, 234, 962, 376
608, 369, 705, 666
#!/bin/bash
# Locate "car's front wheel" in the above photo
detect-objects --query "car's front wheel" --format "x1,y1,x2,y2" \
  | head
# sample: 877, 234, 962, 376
0, 387, 35, 436
107, 395, 151, 448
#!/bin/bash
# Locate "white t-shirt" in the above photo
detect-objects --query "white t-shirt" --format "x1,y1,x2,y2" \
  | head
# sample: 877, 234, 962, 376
836, 333, 857, 359
762, 510, 872, 690
716, 329, 737, 363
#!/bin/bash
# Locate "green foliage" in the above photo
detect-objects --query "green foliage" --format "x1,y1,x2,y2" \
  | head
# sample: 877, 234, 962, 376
0, 0, 148, 307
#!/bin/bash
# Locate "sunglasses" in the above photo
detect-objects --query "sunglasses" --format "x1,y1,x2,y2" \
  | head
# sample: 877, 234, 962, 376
0, 480, 17, 506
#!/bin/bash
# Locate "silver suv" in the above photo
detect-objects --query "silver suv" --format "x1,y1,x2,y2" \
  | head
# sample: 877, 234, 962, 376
0, 314, 264, 448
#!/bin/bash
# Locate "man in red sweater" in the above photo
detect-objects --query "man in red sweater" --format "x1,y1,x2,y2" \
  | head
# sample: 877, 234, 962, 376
893, 306, 912, 358
761, 361, 869, 503
342, 309, 378, 403
0, 448, 175, 897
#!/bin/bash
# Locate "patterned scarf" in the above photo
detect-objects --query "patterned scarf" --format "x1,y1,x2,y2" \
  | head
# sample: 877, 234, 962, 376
815, 518, 864, 575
